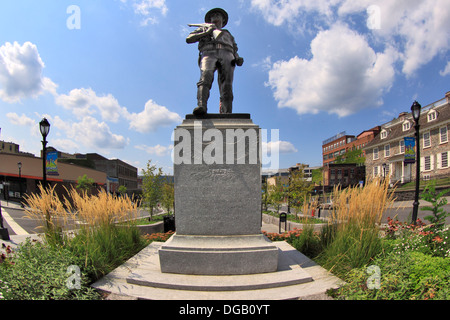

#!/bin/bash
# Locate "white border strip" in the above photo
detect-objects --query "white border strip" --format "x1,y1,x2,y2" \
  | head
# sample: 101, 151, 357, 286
1, 209, 29, 235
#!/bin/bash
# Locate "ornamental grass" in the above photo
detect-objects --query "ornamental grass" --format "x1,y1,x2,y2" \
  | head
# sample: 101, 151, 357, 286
316, 177, 396, 277
24, 185, 147, 280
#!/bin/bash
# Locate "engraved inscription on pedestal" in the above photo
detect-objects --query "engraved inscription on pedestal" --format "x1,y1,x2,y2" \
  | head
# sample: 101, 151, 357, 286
173, 118, 262, 236
158, 115, 278, 275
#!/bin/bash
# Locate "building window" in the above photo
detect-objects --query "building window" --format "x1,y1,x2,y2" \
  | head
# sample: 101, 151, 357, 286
384, 144, 390, 157
373, 147, 379, 160
380, 130, 387, 139
428, 110, 437, 122
399, 140, 405, 154
438, 152, 449, 169
373, 166, 379, 176
423, 155, 433, 171
440, 126, 448, 144
423, 132, 431, 148
402, 121, 411, 131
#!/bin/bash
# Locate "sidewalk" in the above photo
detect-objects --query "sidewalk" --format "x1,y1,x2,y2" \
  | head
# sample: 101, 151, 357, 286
1, 200, 40, 250
390, 196, 450, 208
3, 197, 450, 249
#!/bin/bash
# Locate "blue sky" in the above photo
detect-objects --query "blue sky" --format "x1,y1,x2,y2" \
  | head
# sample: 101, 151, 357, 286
1, 0, 449, 175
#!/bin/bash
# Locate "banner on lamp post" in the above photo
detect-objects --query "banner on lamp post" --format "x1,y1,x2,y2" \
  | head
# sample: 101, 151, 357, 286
46, 151, 59, 176
404, 137, 416, 164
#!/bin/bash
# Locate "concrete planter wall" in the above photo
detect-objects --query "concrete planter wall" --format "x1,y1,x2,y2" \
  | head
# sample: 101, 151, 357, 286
117, 221, 164, 235
136, 221, 164, 235
262, 213, 329, 232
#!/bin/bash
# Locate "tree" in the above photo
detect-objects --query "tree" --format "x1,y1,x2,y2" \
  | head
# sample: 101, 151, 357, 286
141, 160, 163, 221
267, 177, 287, 214
161, 182, 174, 215
288, 169, 314, 219
335, 149, 365, 165
311, 168, 324, 186
118, 185, 127, 196
261, 179, 269, 211
76, 174, 94, 192
420, 180, 450, 231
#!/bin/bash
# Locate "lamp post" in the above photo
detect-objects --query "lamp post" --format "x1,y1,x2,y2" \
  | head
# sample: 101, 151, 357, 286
39, 118, 50, 189
411, 101, 421, 225
18, 161, 22, 199
18, 162, 24, 207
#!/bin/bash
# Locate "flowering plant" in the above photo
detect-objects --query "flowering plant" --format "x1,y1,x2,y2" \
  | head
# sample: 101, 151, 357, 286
143, 230, 175, 242
388, 220, 450, 258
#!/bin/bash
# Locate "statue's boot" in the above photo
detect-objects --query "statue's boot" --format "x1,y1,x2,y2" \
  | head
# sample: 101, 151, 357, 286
193, 85, 210, 115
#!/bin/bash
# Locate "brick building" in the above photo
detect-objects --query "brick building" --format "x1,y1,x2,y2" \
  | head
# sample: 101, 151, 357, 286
363, 91, 450, 184
322, 132, 355, 165
347, 126, 381, 157
323, 163, 365, 190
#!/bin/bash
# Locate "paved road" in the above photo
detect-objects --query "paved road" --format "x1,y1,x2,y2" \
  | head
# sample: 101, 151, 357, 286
2, 198, 450, 237
270, 200, 450, 225
0, 201, 162, 236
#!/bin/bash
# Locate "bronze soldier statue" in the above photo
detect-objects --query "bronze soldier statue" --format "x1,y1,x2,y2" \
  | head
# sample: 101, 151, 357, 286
186, 8, 244, 115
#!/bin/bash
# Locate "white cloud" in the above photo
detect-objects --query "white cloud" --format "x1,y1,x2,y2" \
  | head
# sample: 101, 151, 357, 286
51, 138, 80, 154
0, 41, 57, 102
56, 88, 180, 133
55, 88, 128, 122
135, 144, 172, 156
125, 0, 168, 25
251, 56, 273, 71
267, 23, 397, 117
263, 140, 298, 154
53, 116, 128, 150
336, 0, 450, 76
127, 99, 181, 133
6, 112, 35, 127
440, 61, 450, 77
250, 0, 338, 26
252, 0, 450, 77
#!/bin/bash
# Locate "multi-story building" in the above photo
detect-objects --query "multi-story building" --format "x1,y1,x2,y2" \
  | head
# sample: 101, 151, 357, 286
322, 132, 355, 165
37, 149, 138, 193
363, 91, 450, 184
346, 126, 381, 157
1, 140, 35, 157
323, 163, 365, 190
86, 153, 138, 191
0, 152, 106, 201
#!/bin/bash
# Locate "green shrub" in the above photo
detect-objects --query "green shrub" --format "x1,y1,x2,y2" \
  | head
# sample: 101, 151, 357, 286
316, 178, 394, 278
288, 225, 323, 259
330, 249, 450, 300
66, 224, 148, 280
0, 239, 100, 300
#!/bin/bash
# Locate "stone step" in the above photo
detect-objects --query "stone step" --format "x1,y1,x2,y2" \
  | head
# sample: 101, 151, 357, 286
91, 241, 343, 300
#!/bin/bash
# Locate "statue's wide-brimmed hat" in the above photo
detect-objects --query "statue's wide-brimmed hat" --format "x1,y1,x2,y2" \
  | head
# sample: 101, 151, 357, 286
205, 8, 228, 27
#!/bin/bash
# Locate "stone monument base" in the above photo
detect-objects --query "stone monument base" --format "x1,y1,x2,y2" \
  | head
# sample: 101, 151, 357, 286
158, 233, 279, 275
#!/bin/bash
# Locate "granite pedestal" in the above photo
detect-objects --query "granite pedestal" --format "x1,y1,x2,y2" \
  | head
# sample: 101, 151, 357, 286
158, 114, 279, 275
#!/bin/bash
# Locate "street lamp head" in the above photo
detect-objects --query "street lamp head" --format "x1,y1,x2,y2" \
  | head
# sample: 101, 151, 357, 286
411, 101, 421, 122
17, 162, 22, 169
39, 118, 50, 138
